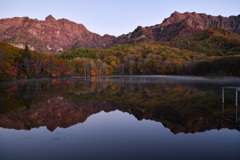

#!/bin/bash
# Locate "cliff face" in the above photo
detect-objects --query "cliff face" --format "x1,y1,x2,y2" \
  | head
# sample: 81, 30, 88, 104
0, 15, 116, 53
0, 12, 239, 54
115, 12, 240, 43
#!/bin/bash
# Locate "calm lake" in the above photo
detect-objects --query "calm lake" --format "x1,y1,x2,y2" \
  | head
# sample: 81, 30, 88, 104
0, 75, 240, 160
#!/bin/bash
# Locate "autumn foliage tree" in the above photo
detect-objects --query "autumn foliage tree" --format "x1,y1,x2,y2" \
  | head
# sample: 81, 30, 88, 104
1, 40, 240, 81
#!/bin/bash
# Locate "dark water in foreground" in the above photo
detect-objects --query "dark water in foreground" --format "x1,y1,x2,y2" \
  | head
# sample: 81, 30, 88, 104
0, 75, 240, 160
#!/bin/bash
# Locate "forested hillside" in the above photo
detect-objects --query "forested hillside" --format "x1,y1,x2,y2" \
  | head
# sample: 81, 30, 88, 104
56, 43, 207, 76
1, 41, 240, 81
0, 42, 71, 80
171, 28, 240, 56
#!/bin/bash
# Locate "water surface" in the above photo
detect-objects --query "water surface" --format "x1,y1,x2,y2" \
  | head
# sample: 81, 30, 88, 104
0, 75, 240, 160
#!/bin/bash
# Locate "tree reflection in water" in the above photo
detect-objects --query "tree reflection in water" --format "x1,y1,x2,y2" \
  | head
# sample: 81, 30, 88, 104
0, 76, 239, 133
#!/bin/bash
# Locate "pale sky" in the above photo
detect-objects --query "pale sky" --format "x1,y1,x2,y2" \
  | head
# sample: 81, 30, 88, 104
0, 0, 239, 36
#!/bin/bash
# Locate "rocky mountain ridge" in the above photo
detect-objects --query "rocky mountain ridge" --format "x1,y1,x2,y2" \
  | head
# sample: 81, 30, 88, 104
0, 15, 115, 53
115, 11, 240, 44
0, 12, 239, 53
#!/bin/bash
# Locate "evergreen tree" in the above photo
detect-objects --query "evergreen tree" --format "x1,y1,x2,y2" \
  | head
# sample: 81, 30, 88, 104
22, 42, 32, 78
23, 42, 31, 58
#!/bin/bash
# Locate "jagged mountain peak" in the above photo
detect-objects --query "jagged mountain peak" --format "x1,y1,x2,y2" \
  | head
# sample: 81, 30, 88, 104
0, 15, 116, 53
115, 11, 240, 43
0, 12, 239, 53
45, 15, 56, 22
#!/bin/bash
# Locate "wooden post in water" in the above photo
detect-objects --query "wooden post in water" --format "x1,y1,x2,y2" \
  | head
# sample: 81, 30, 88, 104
222, 87, 225, 119
222, 88, 224, 104
222, 103, 224, 119
236, 90, 238, 108
236, 90, 238, 123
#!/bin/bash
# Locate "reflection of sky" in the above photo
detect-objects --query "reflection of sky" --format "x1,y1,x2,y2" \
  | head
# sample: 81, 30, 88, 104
0, 110, 239, 160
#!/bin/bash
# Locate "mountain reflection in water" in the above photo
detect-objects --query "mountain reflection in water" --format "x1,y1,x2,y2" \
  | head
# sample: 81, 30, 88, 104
0, 76, 240, 133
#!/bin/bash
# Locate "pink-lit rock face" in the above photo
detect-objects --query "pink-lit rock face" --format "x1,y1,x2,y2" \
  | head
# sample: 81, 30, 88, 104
115, 12, 240, 43
0, 15, 116, 54
1, 12, 239, 54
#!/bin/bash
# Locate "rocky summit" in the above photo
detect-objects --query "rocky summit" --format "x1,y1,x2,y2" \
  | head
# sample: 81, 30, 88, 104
115, 11, 240, 44
0, 12, 239, 54
0, 15, 116, 53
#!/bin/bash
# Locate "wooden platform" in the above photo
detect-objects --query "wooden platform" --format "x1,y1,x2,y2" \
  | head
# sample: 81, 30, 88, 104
221, 86, 240, 104
221, 86, 240, 123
